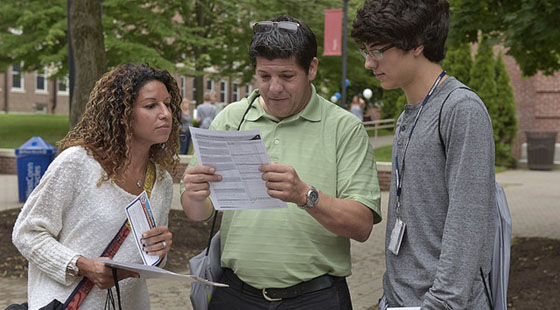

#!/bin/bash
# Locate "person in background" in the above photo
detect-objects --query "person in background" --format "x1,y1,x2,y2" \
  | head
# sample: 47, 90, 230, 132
181, 14, 381, 309
352, 0, 496, 309
12, 63, 181, 310
350, 94, 366, 121
180, 98, 193, 154
196, 92, 218, 129
209, 91, 226, 114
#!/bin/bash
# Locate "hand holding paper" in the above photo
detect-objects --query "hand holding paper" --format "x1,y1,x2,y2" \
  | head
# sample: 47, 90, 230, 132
141, 225, 172, 258
125, 191, 161, 266
189, 127, 287, 210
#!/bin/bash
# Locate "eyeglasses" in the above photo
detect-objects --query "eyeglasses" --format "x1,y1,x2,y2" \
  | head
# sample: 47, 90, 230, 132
253, 21, 300, 34
359, 44, 394, 61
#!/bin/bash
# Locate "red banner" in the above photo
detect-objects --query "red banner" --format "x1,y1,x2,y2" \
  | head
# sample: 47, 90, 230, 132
324, 9, 343, 56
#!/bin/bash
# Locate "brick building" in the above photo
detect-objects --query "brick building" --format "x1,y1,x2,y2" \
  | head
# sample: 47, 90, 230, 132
503, 56, 560, 164
0, 65, 70, 114
0, 64, 251, 116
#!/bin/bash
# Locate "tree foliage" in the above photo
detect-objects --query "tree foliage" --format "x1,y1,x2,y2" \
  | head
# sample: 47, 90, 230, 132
380, 88, 403, 120
442, 42, 472, 85
0, 0, 67, 76
494, 50, 518, 167
0, 0, 382, 113
470, 37, 517, 167
449, 0, 560, 76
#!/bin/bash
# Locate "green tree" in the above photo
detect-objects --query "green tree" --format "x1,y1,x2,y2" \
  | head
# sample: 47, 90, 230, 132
442, 42, 472, 85
494, 50, 518, 167
470, 36, 498, 128
0, 1, 67, 76
381, 88, 404, 120
449, 0, 560, 76
0, 0, 106, 127
470, 37, 517, 167
0, 0, 380, 114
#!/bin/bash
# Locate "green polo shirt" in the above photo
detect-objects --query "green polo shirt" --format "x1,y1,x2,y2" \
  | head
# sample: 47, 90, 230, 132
182, 86, 381, 288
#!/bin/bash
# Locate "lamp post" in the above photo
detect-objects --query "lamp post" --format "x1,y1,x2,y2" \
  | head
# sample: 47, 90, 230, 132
340, 0, 348, 109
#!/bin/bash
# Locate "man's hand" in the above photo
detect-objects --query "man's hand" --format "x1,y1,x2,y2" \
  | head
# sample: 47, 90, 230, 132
181, 165, 221, 221
259, 162, 308, 205
182, 165, 222, 202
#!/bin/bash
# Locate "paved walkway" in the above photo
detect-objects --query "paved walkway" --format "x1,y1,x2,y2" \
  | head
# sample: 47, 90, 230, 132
1, 141, 559, 309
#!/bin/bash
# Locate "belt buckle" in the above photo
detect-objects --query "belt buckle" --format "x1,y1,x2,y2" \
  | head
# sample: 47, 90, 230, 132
262, 288, 282, 302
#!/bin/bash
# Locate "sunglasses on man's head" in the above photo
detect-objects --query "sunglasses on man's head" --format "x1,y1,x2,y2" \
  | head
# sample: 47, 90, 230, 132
253, 21, 300, 34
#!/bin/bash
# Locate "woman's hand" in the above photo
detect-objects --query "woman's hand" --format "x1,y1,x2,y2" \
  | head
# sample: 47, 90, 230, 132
76, 256, 139, 290
142, 226, 172, 259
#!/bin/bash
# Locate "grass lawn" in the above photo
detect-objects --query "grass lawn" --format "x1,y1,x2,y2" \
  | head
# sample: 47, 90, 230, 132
0, 114, 69, 149
373, 144, 508, 173
366, 128, 394, 137
373, 145, 392, 162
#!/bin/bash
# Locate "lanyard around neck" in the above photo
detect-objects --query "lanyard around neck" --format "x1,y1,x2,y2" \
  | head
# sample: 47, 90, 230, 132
394, 71, 446, 216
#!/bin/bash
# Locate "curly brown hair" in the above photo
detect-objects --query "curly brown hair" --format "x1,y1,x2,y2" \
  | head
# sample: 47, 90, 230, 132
58, 63, 182, 185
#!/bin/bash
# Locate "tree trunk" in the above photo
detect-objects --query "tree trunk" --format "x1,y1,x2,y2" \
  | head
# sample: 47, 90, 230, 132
68, 0, 106, 129
3, 71, 8, 113
50, 78, 57, 114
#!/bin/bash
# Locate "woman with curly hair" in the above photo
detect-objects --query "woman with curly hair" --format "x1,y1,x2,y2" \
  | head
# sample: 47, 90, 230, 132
12, 63, 182, 310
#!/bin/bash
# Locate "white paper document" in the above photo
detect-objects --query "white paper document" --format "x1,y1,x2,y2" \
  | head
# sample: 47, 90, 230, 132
125, 191, 161, 266
97, 259, 228, 287
190, 127, 287, 210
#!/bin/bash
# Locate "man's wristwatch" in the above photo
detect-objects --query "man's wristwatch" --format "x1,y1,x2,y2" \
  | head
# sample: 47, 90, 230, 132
297, 185, 319, 210
66, 255, 81, 277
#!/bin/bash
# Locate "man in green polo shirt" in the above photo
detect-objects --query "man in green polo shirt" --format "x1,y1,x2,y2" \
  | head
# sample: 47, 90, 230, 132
181, 14, 381, 309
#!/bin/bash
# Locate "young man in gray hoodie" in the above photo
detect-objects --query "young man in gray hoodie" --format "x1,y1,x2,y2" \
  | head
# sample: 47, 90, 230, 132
352, 0, 496, 309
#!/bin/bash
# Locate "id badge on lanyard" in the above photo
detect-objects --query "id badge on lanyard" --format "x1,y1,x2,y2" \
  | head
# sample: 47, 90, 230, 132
389, 71, 446, 256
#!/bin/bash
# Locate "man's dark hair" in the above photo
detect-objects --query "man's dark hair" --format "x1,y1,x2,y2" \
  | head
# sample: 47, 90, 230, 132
249, 15, 317, 73
351, 0, 450, 63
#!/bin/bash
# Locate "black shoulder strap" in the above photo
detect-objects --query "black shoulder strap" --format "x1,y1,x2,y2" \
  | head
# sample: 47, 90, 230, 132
204, 94, 261, 257
437, 86, 474, 158
438, 86, 494, 308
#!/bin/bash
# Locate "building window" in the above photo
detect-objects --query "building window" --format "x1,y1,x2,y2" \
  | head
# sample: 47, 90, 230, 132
11, 63, 24, 91
36, 68, 47, 93
232, 83, 239, 102
192, 78, 197, 101
58, 76, 69, 94
180, 76, 186, 99
219, 80, 227, 103
206, 79, 214, 92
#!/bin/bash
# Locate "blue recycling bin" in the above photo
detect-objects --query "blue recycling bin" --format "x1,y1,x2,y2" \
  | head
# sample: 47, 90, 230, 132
15, 137, 58, 202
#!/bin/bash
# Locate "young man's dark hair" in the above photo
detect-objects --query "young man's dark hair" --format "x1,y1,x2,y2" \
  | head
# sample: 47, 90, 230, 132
351, 0, 449, 62
249, 14, 317, 72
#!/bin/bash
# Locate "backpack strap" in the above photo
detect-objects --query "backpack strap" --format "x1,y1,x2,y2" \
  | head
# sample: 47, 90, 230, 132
437, 86, 472, 157
437, 86, 494, 309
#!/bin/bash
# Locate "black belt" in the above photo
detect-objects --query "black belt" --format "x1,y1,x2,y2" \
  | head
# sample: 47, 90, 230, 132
224, 268, 341, 301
